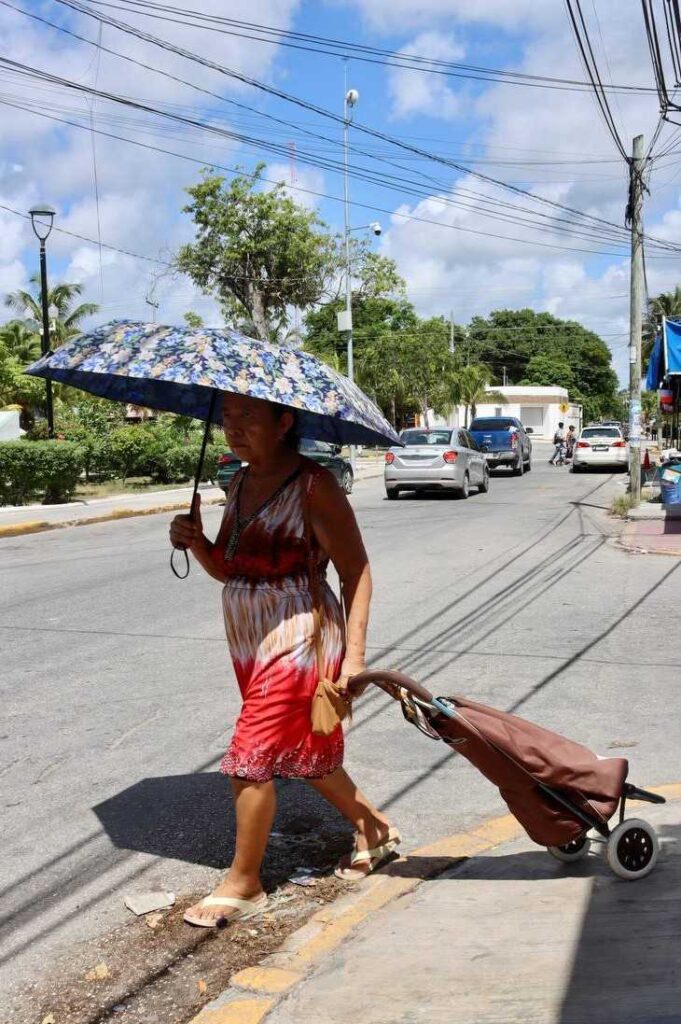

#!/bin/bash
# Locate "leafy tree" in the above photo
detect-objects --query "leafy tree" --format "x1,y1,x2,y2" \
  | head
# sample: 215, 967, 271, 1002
643, 286, 681, 365
305, 293, 419, 373
456, 364, 506, 426
466, 308, 618, 418
5, 277, 98, 347
177, 166, 340, 342
390, 319, 459, 428
641, 389, 659, 423
183, 311, 205, 329
0, 339, 46, 427
0, 320, 40, 363
520, 352, 575, 391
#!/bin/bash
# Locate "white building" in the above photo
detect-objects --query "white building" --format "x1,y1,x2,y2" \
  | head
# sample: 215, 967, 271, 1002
428, 386, 582, 440
0, 409, 24, 441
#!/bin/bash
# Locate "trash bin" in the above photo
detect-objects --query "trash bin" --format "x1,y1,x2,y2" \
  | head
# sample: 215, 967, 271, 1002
660, 464, 681, 506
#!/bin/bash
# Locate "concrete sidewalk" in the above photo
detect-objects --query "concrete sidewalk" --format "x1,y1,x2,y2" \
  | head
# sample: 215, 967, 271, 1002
252, 796, 680, 1024
621, 514, 681, 556
0, 458, 385, 536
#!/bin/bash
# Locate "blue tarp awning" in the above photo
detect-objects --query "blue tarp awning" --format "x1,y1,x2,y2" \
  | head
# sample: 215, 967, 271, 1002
665, 319, 681, 375
645, 319, 681, 390
646, 334, 665, 390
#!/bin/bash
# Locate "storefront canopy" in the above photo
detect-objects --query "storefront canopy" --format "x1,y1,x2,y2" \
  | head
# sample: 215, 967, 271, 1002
646, 319, 681, 391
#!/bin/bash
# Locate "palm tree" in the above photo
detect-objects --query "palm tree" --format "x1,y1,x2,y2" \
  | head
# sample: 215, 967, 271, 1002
456, 364, 506, 426
0, 319, 41, 363
643, 286, 681, 366
5, 276, 99, 347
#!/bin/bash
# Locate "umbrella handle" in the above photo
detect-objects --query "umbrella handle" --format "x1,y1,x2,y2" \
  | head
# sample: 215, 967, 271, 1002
170, 389, 218, 580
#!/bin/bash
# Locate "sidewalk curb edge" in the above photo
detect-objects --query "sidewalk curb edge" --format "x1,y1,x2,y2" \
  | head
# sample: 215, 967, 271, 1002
0, 471, 382, 538
186, 784, 681, 1024
0, 498, 226, 537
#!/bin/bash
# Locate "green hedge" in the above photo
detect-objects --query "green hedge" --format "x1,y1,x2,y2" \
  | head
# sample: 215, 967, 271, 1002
0, 432, 222, 504
0, 440, 85, 505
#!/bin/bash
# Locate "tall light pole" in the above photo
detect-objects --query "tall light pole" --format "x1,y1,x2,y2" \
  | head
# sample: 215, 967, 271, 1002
341, 66, 359, 469
29, 203, 56, 439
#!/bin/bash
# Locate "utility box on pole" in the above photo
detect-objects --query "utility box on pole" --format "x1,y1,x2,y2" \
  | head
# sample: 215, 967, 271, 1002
337, 310, 352, 333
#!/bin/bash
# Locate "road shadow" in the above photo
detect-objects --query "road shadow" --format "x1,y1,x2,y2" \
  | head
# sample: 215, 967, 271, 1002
93, 772, 352, 873
559, 821, 681, 1024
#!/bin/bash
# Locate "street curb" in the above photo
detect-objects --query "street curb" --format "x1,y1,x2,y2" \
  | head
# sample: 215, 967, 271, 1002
0, 497, 226, 538
0, 471, 383, 539
186, 783, 681, 1024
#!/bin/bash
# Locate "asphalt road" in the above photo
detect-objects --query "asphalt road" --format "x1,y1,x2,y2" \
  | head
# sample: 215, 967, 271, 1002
2, 453, 681, 1002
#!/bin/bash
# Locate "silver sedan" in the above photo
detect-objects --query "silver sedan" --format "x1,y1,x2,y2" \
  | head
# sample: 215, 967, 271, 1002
384, 427, 490, 499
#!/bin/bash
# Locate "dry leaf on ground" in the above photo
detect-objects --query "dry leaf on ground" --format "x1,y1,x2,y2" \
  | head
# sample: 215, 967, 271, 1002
85, 963, 110, 982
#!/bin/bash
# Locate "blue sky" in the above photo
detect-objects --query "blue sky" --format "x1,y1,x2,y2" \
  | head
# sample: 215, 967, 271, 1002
2, 0, 681, 383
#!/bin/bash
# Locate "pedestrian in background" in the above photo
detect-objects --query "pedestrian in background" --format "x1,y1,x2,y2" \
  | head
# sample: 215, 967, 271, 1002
565, 425, 576, 461
549, 422, 566, 465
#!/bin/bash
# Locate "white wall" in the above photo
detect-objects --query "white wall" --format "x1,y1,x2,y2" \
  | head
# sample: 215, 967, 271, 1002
0, 410, 24, 441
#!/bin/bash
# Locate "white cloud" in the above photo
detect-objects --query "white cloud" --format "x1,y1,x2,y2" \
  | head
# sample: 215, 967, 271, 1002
264, 162, 327, 209
0, 0, 302, 329
388, 32, 465, 120
331, 0, 550, 31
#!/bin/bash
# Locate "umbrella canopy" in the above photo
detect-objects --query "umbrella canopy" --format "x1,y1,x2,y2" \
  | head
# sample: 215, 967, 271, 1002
25, 320, 401, 448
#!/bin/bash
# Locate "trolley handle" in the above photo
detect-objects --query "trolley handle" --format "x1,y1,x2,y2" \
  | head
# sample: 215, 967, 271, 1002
348, 669, 434, 704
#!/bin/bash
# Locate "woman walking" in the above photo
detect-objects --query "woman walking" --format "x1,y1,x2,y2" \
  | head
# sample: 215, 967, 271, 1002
170, 392, 399, 927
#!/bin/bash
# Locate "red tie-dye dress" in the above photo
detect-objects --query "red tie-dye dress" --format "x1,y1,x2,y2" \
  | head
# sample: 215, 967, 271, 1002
213, 459, 345, 782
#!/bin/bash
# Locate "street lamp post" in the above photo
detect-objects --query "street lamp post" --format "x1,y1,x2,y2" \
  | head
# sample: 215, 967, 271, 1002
29, 203, 56, 439
341, 70, 359, 471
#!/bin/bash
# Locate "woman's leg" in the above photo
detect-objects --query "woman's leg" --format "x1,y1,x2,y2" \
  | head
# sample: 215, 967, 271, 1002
307, 766, 393, 870
185, 777, 276, 924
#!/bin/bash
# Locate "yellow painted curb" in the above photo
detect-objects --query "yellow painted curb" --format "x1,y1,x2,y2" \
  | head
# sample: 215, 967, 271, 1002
187, 792, 681, 1024
0, 497, 225, 538
190, 998, 274, 1024
229, 967, 303, 995
0, 520, 53, 537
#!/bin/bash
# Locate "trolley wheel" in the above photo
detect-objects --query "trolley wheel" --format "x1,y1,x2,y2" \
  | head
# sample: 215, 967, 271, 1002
606, 818, 659, 880
547, 835, 591, 863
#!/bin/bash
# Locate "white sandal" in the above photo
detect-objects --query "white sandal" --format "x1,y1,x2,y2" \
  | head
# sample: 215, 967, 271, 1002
183, 892, 268, 928
335, 827, 402, 881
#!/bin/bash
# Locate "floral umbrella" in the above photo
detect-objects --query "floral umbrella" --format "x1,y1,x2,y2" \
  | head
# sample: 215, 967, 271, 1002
26, 321, 401, 576
26, 320, 401, 447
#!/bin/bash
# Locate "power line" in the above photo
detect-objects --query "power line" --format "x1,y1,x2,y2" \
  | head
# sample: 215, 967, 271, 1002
77, 0, 658, 95
6, 87, 677, 263
8, 0, 643, 249
24, 0, 681, 256
0, 201, 169, 263
51, 0, 660, 245
564, 0, 628, 160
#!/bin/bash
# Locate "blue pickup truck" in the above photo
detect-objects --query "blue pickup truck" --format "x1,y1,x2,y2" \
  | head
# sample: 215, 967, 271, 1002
469, 416, 532, 476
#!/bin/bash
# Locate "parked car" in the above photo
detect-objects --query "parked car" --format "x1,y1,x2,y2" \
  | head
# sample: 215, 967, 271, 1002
468, 416, 532, 475
571, 425, 628, 471
216, 438, 354, 494
384, 427, 489, 500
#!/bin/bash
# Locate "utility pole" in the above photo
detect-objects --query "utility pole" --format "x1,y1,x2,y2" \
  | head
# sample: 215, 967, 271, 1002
449, 310, 455, 354
502, 365, 508, 386
628, 134, 645, 506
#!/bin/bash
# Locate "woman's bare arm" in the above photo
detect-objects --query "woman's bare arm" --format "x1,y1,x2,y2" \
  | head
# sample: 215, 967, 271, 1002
309, 471, 372, 688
